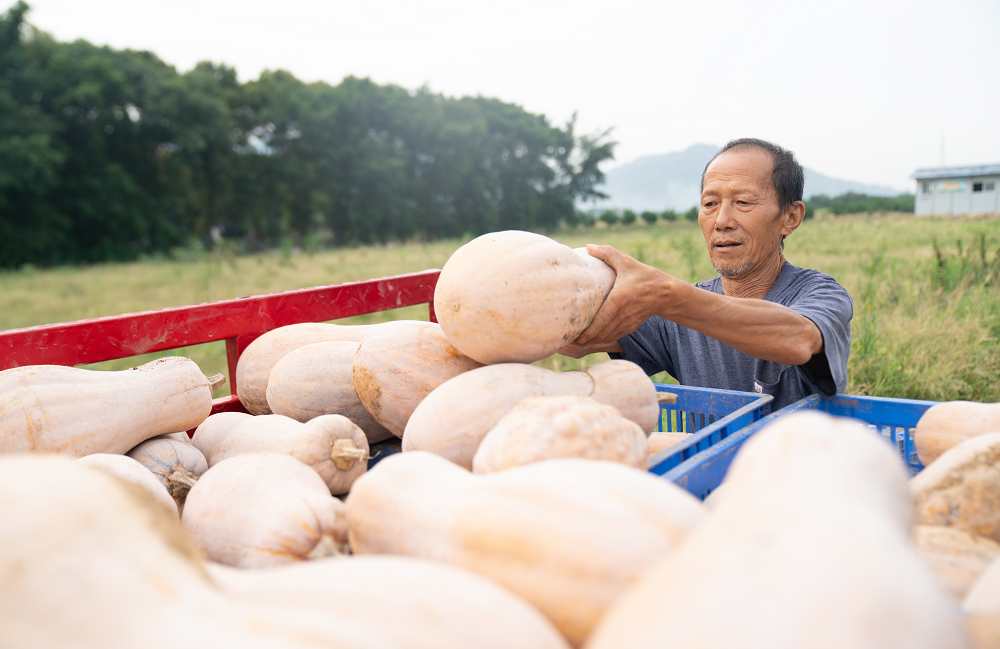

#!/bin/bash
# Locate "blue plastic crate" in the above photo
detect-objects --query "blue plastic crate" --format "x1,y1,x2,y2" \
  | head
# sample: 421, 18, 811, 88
662, 393, 939, 500
649, 384, 774, 475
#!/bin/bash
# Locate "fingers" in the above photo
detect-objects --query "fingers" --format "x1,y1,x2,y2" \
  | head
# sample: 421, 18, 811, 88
575, 298, 619, 345
557, 343, 587, 359
586, 244, 623, 269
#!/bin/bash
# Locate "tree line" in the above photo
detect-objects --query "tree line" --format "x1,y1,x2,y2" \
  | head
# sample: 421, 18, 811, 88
0, 2, 614, 268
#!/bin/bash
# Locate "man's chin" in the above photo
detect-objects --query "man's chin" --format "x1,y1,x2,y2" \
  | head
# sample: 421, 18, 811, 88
712, 261, 752, 277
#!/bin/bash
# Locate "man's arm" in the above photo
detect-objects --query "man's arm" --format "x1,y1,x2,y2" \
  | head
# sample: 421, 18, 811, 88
568, 245, 822, 366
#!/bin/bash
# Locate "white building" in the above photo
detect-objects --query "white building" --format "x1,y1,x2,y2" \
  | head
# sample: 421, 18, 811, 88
913, 164, 1000, 215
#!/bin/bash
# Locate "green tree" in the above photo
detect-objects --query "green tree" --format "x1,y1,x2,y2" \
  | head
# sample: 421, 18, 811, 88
660, 208, 678, 221
621, 209, 637, 225
684, 206, 699, 221
640, 210, 658, 224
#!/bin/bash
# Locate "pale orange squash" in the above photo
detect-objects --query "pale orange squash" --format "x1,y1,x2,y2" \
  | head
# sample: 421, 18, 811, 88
346, 451, 704, 647
914, 401, 1000, 466
0, 455, 382, 649
352, 320, 483, 437
207, 556, 571, 649
432, 231, 615, 364
266, 341, 393, 443
648, 432, 692, 457
913, 525, 1000, 602
0, 357, 222, 457
911, 432, 1000, 543
183, 453, 350, 568
205, 414, 368, 495
403, 360, 659, 469
586, 412, 964, 649
472, 395, 649, 473
235, 322, 376, 415
127, 435, 209, 512
76, 453, 178, 515
191, 411, 253, 459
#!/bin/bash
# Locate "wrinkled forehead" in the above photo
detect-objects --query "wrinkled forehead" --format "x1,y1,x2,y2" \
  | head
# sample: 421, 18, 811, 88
702, 148, 775, 195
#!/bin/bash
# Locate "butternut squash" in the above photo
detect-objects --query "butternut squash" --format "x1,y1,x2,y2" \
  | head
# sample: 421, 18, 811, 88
586, 411, 964, 649
648, 432, 692, 458
206, 414, 368, 495
346, 451, 705, 647
432, 231, 615, 365
236, 322, 376, 415
915, 400, 1000, 466
76, 453, 178, 515
0, 455, 385, 649
913, 525, 1000, 602
191, 411, 253, 459
472, 395, 649, 473
207, 556, 571, 649
966, 556, 1000, 615
0, 357, 222, 457
912, 431, 1000, 543
964, 558, 1000, 648
352, 320, 483, 437
127, 435, 209, 512
183, 453, 350, 568
265, 341, 393, 442
403, 360, 659, 469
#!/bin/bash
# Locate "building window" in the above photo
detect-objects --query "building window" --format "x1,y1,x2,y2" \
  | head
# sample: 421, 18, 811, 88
921, 181, 932, 194
986, 182, 996, 192
974, 182, 983, 192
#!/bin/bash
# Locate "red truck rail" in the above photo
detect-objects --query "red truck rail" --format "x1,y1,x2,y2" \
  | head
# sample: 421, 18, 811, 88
0, 270, 441, 415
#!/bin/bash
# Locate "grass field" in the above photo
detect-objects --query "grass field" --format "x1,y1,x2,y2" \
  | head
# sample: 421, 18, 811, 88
2, 212, 998, 402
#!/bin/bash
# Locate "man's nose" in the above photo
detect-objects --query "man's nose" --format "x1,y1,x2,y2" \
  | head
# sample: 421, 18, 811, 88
714, 201, 738, 229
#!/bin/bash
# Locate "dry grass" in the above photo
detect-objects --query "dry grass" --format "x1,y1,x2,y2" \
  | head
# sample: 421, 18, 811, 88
2, 212, 998, 401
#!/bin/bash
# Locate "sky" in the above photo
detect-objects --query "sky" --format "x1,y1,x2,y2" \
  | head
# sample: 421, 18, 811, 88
18, 0, 1000, 191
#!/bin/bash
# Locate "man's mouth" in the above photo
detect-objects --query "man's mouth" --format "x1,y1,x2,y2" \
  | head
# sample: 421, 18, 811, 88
713, 241, 743, 249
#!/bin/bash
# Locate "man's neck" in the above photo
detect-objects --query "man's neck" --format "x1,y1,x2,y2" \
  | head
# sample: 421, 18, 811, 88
720, 251, 786, 299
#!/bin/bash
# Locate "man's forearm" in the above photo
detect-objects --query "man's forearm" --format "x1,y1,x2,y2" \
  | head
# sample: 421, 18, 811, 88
657, 277, 822, 366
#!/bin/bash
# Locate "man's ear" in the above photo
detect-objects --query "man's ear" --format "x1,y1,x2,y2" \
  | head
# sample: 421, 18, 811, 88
781, 201, 806, 236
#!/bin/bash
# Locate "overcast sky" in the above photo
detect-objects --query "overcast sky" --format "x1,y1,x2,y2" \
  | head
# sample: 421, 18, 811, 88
19, 0, 1000, 190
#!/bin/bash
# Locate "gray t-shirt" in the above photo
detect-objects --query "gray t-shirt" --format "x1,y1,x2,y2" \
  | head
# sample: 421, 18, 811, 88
612, 262, 853, 410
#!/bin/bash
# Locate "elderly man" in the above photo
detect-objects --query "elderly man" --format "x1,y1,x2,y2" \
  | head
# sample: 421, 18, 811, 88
562, 138, 853, 410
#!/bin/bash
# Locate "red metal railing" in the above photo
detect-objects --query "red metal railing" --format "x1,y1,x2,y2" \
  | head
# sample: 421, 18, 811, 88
0, 269, 441, 414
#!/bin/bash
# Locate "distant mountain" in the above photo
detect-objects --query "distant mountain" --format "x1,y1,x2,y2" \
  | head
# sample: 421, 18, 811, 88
590, 144, 903, 212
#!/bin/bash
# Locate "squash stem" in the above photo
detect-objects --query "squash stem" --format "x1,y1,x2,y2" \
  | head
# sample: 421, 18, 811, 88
330, 438, 368, 470
207, 373, 227, 394
656, 392, 678, 404
307, 534, 351, 560
168, 466, 200, 491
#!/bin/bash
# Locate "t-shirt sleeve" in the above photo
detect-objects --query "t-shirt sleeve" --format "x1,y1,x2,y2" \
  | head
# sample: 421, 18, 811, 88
786, 275, 854, 398
610, 316, 677, 378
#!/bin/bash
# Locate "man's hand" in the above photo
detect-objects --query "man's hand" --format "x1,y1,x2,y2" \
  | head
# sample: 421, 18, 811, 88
573, 244, 673, 346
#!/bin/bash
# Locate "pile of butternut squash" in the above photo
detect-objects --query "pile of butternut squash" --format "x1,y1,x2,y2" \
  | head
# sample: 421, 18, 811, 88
4, 229, 1000, 647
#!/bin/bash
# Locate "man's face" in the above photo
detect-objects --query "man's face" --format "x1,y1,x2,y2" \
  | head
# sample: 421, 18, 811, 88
697, 147, 796, 277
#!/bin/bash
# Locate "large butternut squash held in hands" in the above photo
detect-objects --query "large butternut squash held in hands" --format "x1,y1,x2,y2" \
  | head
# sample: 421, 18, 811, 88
433, 231, 615, 364
403, 360, 659, 469
0, 357, 221, 457
346, 451, 704, 647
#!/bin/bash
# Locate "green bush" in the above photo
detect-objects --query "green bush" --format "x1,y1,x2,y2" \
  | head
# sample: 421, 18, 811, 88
684, 206, 699, 221
598, 209, 620, 226
621, 209, 637, 225
660, 209, 678, 222
640, 211, 658, 224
